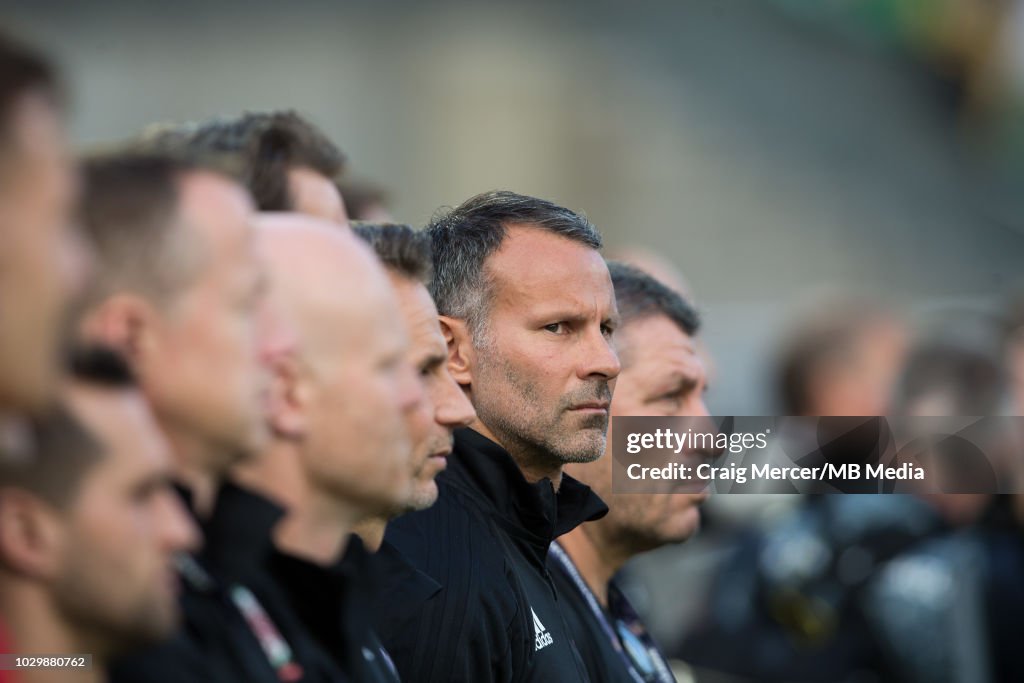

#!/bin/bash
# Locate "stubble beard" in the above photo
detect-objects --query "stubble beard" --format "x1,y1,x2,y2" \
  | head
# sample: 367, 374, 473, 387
473, 351, 610, 469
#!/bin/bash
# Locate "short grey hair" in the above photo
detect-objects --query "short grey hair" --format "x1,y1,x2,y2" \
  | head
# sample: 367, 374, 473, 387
425, 190, 602, 339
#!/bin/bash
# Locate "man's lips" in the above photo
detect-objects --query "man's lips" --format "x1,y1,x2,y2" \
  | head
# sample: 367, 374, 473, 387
427, 447, 451, 465
569, 402, 610, 413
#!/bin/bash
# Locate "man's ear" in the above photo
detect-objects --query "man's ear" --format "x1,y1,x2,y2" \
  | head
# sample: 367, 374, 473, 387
264, 350, 308, 440
0, 489, 65, 580
439, 316, 474, 388
79, 293, 159, 368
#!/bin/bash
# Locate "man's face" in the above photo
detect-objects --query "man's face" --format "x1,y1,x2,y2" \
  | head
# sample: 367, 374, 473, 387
143, 173, 269, 472
287, 166, 347, 225
469, 226, 620, 468
292, 236, 421, 517
55, 385, 198, 654
0, 93, 86, 411
569, 315, 710, 550
391, 275, 475, 513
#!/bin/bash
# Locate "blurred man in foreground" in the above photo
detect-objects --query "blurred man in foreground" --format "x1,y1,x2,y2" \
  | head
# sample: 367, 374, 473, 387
0, 33, 85, 413
382, 191, 620, 682
73, 152, 311, 682
233, 215, 422, 681
147, 110, 348, 223
553, 262, 709, 683
0, 348, 198, 683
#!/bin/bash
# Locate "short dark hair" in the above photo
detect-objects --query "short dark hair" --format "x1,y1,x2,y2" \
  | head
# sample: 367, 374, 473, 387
0, 32, 62, 164
353, 222, 432, 285
607, 261, 700, 337
79, 152, 211, 308
148, 110, 345, 211
0, 347, 134, 510
426, 190, 602, 336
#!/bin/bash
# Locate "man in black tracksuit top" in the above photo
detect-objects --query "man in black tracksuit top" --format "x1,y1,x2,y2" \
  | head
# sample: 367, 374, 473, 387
379, 191, 622, 682
384, 428, 608, 682
111, 482, 347, 683
548, 262, 714, 683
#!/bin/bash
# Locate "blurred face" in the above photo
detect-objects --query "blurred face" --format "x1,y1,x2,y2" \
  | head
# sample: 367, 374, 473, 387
568, 315, 709, 551
55, 385, 198, 654
287, 166, 347, 225
469, 226, 620, 468
0, 92, 86, 411
294, 237, 422, 516
391, 275, 475, 513
143, 173, 269, 472
809, 319, 907, 417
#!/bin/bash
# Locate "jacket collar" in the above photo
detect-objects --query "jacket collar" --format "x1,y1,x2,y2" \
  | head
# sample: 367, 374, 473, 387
445, 428, 607, 553
178, 480, 286, 584
270, 534, 393, 667
375, 539, 442, 607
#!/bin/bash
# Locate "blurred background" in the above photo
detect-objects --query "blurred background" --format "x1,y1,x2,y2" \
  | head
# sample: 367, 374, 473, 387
8, 0, 1024, 415
7, 1, 1024, 680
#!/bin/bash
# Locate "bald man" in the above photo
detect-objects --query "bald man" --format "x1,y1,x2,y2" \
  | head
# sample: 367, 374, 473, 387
234, 213, 422, 681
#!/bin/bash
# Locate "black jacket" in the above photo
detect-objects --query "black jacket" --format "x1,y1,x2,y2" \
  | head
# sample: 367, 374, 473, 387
110, 482, 343, 683
549, 542, 675, 683
269, 535, 401, 682
366, 539, 441, 656
381, 428, 608, 683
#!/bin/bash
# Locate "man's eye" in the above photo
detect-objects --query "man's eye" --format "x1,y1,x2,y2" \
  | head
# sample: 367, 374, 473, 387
544, 323, 565, 334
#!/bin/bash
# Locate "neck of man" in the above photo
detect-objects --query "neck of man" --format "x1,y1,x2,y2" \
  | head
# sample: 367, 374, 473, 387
242, 440, 360, 565
0, 588, 105, 683
351, 516, 388, 553
471, 421, 564, 491
556, 523, 632, 608
157, 421, 221, 519
274, 491, 357, 566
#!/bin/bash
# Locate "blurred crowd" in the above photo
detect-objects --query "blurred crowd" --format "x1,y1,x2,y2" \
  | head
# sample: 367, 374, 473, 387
0, 21, 1022, 683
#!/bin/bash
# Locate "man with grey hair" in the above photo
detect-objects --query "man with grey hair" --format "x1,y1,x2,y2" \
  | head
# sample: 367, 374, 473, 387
381, 191, 621, 682
553, 261, 710, 683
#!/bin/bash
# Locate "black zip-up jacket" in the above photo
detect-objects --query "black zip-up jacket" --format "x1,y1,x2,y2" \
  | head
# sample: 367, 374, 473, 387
110, 482, 344, 683
268, 535, 401, 682
381, 428, 608, 683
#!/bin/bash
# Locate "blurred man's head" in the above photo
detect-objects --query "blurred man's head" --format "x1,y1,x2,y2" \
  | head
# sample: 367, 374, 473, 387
354, 222, 475, 513
893, 318, 1009, 523
427, 191, 620, 481
0, 33, 86, 412
776, 298, 907, 416
255, 215, 421, 518
77, 153, 269, 480
0, 348, 197, 660
566, 262, 709, 552
149, 111, 347, 223
340, 178, 392, 222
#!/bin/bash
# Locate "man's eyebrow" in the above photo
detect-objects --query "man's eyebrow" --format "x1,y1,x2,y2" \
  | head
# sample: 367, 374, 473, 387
422, 350, 447, 368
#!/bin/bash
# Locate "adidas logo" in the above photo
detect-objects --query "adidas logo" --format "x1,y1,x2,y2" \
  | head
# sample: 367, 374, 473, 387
531, 607, 554, 651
